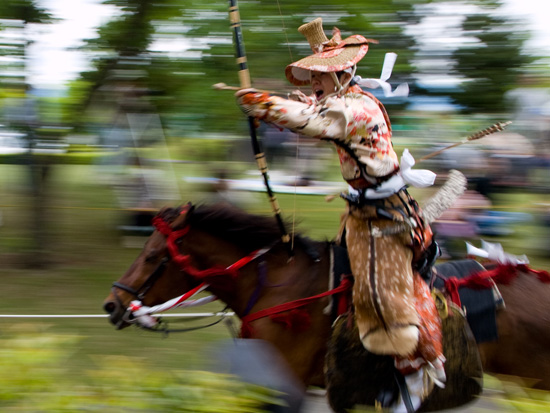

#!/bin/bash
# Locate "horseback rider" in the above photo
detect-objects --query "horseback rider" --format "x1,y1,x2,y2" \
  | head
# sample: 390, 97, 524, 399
236, 18, 445, 410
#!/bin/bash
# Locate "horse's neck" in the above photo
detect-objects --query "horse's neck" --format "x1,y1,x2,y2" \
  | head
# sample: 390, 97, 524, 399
183, 229, 256, 315
211, 242, 333, 319
186, 229, 244, 269
184, 227, 333, 319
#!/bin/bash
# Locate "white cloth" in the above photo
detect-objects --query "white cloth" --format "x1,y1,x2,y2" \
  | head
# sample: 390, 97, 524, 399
465, 240, 529, 265
400, 149, 436, 188
352, 52, 409, 98
392, 369, 423, 413
392, 362, 445, 413
349, 149, 436, 199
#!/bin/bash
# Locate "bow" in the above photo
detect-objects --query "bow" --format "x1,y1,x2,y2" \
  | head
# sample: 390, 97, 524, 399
228, 0, 293, 257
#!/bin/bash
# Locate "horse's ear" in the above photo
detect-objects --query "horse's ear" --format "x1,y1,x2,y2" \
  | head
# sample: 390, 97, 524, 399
185, 202, 195, 215
178, 202, 194, 217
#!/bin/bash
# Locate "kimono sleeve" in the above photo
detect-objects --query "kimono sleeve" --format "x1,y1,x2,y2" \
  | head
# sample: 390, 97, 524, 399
238, 92, 348, 140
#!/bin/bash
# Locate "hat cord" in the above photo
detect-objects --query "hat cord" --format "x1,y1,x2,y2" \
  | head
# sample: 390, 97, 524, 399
340, 65, 357, 93
313, 65, 357, 104
329, 72, 342, 93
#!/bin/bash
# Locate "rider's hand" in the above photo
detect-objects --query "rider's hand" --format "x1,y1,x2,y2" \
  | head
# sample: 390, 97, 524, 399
235, 88, 259, 98
288, 89, 313, 104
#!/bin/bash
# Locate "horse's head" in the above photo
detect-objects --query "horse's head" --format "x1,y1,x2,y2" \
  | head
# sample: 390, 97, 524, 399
103, 203, 198, 329
103, 201, 339, 388
104, 201, 287, 329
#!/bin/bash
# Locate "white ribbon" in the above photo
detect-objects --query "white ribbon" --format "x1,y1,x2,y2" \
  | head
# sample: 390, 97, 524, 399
400, 148, 436, 187
357, 149, 436, 199
352, 52, 409, 97
128, 283, 216, 328
465, 240, 529, 265
131, 294, 216, 318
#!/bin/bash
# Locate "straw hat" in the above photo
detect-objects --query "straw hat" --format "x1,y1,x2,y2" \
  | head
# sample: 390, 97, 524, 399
285, 18, 372, 86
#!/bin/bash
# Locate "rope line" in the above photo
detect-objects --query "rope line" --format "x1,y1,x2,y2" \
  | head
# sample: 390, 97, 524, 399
0, 312, 235, 319
1, 203, 540, 212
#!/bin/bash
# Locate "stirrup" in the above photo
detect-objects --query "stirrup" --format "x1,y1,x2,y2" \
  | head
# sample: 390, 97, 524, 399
393, 370, 418, 413
375, 378, 399, 409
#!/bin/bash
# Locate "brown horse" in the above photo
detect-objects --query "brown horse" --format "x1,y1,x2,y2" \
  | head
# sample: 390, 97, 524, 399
103, 202, 550, 410
105, 202, 335, 387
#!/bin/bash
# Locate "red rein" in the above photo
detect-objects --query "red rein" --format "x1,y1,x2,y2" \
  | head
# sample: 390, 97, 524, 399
444, 263, 550, 308
240, 277, 353, 338
152, 208, 352, 339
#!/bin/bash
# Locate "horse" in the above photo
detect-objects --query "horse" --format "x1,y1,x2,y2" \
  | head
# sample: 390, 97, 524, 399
103, 201, 550, 411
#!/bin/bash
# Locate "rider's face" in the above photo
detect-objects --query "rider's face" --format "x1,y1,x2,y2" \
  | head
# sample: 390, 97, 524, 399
311, 71, 336, 101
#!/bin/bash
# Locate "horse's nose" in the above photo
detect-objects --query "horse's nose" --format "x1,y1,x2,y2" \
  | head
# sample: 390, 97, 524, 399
103, 293, 132, 329
103, 300, 118, 315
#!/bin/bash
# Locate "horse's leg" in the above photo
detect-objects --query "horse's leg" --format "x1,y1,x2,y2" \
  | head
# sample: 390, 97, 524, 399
478, 274, 550, 390
249, 305, 332, 388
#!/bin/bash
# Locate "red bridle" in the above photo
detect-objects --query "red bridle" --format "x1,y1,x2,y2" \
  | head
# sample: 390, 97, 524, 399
113, 204, 273, 331
152, 205, 270, 281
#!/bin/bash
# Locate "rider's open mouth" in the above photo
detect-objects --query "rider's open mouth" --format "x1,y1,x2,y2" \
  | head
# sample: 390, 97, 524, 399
315, 89, 324, 99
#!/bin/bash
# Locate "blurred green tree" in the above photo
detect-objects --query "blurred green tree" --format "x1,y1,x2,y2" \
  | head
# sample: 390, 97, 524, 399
0, 0, 53, 90
449, 0, 535, 113
73, 0, 187, 135
0, 0, 54, 268
74, 0, 425, 137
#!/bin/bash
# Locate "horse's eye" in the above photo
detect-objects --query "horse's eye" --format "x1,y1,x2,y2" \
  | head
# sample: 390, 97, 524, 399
145, 255, 157, 264
144, 249, 160, 263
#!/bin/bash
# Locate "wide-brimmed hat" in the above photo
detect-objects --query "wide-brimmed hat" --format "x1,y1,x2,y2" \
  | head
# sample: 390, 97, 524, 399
285, 18, 372, 86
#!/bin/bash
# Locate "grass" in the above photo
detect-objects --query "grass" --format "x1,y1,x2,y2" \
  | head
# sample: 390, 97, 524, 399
1, 157, 549, 400
0, 163, 233, 380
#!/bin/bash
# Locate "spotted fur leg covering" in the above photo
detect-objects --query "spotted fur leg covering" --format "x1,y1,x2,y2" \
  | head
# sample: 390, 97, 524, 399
346, 215, 420, 356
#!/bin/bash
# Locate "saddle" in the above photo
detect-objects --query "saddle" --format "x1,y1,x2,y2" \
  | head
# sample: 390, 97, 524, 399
430, 259, 501, 343
327, 245, 486, 412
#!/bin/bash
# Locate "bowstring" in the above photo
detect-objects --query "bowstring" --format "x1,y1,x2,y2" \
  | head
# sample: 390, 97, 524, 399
275, 0, 298, 251
275, 0, 294, 63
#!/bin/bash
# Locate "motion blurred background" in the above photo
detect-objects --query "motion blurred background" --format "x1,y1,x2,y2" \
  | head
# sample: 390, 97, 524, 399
0, 0, 549, 411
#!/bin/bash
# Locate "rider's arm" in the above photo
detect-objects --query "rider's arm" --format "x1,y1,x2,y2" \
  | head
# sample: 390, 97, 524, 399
237, 92, 349, 140
237, 90, 398, 178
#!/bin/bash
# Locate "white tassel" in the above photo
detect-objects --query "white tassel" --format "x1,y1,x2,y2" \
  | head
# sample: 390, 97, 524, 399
352, 52, 409, 97
465, 240, 529, 265
135, 314, 158, 328
126, 283, 216, 330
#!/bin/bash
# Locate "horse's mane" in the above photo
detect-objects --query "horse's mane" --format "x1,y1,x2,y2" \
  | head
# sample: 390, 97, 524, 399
160, 202, 305, 252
